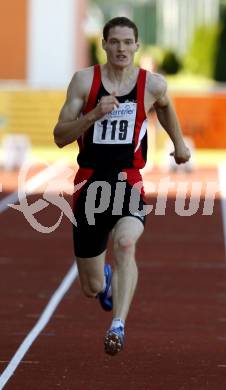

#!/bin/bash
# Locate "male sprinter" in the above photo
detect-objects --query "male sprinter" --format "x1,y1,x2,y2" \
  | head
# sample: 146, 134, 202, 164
54, 17, 190, 355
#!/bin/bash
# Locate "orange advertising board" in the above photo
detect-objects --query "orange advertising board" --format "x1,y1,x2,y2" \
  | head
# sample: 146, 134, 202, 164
172, 94, 226, 149
0, 0, 27, 79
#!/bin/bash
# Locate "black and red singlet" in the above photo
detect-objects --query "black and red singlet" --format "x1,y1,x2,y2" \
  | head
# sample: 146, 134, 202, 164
77, 64, 148, 170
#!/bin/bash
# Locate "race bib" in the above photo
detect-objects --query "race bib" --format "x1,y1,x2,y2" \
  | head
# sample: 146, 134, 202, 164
93, 102, 137, 144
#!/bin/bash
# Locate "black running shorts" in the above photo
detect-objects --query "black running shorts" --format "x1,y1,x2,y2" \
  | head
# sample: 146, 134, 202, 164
72, 168, 146, 258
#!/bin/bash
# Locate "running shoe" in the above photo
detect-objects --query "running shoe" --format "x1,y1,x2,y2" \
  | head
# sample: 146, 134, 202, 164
97, 264, 112, 311
104, 326, 124, 355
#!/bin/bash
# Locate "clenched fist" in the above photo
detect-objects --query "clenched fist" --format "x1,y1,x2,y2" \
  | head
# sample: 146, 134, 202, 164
93, 92, 120, 120
170, 144, 191, 164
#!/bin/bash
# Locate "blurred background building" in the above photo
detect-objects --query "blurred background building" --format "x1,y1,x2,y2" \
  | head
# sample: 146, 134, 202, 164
0, 0, 88, 87
92, 0, 220, 54
1, 0, 225, 86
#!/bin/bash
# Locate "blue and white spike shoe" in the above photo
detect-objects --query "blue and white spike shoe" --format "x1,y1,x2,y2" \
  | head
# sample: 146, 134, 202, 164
97, 264, 112, 311
104, 326, 125, 355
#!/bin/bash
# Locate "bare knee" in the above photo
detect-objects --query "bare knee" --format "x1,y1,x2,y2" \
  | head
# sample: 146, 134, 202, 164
114, 236, 135, 258
81, 278, 103, 298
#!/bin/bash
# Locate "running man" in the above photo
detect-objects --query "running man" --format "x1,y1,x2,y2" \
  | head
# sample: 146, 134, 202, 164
54, 17, 190, 355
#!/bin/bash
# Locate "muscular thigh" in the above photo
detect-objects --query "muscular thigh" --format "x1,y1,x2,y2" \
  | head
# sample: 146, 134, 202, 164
112, 216, 144, 246
76, 251, 106, 286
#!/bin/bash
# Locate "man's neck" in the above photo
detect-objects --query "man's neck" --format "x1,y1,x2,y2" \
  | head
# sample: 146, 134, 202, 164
103, 63, 136, 84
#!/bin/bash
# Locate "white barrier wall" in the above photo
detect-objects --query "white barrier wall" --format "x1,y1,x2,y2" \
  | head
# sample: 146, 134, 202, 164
27, 0, 77, 88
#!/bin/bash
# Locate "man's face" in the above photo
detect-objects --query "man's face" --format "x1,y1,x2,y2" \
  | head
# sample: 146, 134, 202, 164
102, 26, 139, 68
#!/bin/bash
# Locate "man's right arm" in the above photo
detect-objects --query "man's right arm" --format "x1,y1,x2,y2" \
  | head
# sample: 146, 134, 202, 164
54, 69, 120, 148
53, 70, 95, 148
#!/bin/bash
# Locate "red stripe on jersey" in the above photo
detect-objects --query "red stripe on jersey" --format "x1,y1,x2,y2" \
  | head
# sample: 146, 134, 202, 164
133, 68, 147, 169
78, 65, 101, 150
83, 65, 101, 114
73, 168, 94, 210
122, 168, 146, 201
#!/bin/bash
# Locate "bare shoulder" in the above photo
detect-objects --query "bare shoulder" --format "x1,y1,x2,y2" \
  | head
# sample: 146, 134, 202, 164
66, 66, 94, 101
146, 71, 167, 100
58, 67, 95, 121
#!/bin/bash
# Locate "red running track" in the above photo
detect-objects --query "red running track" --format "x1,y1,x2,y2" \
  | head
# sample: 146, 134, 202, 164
0, 167, 226, 390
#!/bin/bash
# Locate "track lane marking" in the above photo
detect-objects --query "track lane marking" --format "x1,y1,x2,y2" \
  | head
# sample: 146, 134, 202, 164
0, 160, 69, 213
0, 263, 78, 389
0, 161, 78, 389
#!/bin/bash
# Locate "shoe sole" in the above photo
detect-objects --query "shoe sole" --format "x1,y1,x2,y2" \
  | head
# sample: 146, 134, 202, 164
104, 333, 123, 356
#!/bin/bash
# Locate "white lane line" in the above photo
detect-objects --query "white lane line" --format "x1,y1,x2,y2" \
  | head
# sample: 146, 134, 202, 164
0, 262, 78, 389
218, 161, 226, 256
0, 160, 68, 214
0, 160, 78, 388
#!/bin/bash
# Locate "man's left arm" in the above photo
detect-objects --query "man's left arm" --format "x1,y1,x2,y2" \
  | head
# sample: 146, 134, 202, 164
152, 76, 191, 164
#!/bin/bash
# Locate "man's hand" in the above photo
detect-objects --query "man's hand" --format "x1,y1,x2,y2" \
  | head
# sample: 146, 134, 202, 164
170, 144, 191, 164
94, 92, 120, 120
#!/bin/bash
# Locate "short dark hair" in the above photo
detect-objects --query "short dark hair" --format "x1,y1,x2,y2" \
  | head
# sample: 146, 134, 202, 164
103, 17, 138, 42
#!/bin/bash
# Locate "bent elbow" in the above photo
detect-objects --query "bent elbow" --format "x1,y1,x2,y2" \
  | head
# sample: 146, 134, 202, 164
53, 126, 65, 148
56, 141, 65, 148
54, 136, 65, 148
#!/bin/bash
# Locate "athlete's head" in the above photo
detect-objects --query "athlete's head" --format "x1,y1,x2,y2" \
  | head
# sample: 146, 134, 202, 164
103, 17, 138, 43
102, 17, 139, 68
